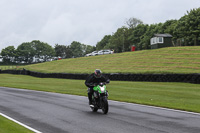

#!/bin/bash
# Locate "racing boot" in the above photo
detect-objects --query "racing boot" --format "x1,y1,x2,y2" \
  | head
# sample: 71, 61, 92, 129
88, 93, 94, 107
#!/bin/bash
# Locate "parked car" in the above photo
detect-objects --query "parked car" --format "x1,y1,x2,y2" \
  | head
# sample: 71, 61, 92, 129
91, 51, 98, 56
85, 50, 114, 57
98, 49, 114, 55
85, 53, 92, 57
97, 50, 103, 55
85, 51, 98, 56
110, 49, 114, 54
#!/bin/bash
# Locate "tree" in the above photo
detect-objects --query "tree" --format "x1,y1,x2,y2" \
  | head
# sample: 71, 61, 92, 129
65, 46, 73, 58
125, 17, 143, 29
70, 41, 84, 57
84, 45, 96, 55
173, 15, 188, 46
108, 27, 130, 53
162, 19, 177, 35
0, 46, 16, 63
128, 24, 149, 50
54, 44, 68, 58
96, 35, 111, 50
16, 42, 35, 63
173, 8, 200, 46
31, 40, 55, 61
185, 8, 200, 46
17, 40, 55, 63
68, 41, 94, 57
108, 28, 124, 53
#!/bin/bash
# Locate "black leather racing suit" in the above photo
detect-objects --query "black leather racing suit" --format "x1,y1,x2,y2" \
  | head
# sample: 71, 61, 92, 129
85, 73, 109, 104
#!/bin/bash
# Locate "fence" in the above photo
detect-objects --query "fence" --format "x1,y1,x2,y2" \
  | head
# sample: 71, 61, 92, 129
0, 69, 200, 84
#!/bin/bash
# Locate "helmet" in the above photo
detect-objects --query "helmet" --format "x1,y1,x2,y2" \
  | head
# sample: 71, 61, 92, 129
94, 69, 102, 78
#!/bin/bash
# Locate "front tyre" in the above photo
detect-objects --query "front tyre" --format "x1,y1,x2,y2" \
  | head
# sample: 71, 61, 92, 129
102, 98, 109, 114
90, 97, 98, 112
90, 106, 98, 112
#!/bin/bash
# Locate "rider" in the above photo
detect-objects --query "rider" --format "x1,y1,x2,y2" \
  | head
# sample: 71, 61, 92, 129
85, 69, 110, 106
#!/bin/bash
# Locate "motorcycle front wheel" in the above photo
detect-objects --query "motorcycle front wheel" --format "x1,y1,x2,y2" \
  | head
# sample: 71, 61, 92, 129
101, 98, 109, 114
90, 106, 98, 112
90, 98, 98, 112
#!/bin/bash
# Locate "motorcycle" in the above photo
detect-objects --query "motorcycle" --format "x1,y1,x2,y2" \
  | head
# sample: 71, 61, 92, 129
89, 82, 109, 114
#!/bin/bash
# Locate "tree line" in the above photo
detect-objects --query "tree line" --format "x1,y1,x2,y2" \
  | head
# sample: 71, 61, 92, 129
0, 40, 95, 64
1, 8, 200, 64
96, 8, 200, 52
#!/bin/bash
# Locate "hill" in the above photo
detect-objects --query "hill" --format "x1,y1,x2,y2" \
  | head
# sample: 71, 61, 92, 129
23, 46, 200, 74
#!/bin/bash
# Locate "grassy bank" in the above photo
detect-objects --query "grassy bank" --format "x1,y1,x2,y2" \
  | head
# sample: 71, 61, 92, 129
0, 74, 200, 113
22, 46, 200, 74
0, 115, 33, 133
2, 46, 200, 131
0, 65, 18, 70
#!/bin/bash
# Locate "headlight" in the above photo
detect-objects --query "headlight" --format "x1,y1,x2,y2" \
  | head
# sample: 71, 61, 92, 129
100, 86, 105, 92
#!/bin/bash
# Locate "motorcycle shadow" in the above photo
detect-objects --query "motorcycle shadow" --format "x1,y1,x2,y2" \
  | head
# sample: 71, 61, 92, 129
84, 110, 108, 116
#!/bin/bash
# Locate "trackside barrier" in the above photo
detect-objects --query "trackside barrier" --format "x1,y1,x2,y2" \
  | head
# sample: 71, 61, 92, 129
0, 69, 200, 84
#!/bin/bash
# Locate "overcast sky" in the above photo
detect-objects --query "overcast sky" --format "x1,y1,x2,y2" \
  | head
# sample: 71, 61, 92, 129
0, 0, 200, 51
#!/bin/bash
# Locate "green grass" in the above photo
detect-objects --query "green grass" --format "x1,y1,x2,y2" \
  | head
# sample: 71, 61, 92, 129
22, 46, 200, 74
0, 65, 18, 70
0, 115, 33, 133
0, 74, 200, 113
1, 46, 200, 130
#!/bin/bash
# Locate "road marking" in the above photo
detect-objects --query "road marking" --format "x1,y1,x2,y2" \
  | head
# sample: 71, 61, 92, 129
0, 112, 42, 133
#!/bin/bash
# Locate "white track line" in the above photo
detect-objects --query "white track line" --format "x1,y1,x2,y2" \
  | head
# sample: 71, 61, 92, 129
0, 112, 42, 133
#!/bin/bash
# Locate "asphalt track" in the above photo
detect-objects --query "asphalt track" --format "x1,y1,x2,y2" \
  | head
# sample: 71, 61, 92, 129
0, 87, 200, 133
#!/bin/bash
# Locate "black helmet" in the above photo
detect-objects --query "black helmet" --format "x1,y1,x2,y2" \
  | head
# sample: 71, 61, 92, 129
94, 69, 102, 78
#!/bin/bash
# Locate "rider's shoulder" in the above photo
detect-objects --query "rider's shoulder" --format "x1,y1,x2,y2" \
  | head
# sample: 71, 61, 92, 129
87, 73, 95, 78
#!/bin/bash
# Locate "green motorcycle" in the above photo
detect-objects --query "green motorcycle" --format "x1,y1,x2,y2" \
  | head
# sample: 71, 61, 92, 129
90, 82, 109, 114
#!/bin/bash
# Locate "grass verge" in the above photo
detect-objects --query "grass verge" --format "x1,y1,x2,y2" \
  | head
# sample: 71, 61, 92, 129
0, 114, 33, 133
0, 65, 18, 70
0, 74, 200, 113
22, 46, 200, 74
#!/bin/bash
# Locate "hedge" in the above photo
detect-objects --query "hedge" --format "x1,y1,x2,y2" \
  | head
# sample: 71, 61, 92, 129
0, 69, 200, 84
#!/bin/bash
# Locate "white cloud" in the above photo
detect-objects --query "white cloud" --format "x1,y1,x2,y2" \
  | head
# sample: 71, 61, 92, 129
0, 0, 200, 51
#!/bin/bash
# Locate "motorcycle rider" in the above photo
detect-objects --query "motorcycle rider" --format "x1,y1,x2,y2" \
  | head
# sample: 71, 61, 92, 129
85, 69, 110, 106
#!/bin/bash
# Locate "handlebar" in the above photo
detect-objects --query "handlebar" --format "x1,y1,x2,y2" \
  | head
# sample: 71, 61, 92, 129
89, 82, 108, 86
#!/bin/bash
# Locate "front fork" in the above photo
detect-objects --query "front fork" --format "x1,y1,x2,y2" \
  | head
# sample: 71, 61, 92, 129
92, 90, 109, 108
